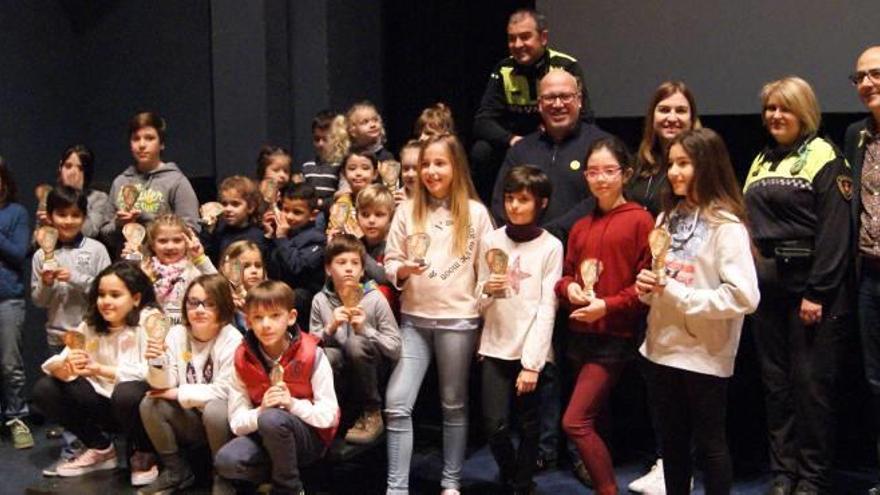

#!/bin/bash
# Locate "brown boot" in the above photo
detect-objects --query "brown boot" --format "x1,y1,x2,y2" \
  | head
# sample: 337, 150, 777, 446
344, 409, 384, 444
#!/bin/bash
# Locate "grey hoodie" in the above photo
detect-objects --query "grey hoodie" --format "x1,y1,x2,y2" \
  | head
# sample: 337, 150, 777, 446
102, 162, 200, 236
310, 282, 401, 360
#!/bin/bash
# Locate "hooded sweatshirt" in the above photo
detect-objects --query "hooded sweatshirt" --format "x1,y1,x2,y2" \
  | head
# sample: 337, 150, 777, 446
103, 162, 200, 236
554, 202, 653, 338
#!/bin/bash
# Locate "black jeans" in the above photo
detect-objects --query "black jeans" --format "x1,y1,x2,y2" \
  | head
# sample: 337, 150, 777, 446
649, 361, 732, 495
32, 376, 153, 452
481, 357, 541, 491
752, 287, 847, 492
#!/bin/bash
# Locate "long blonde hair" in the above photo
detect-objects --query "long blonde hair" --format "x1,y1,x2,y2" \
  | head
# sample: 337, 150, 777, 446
411, 134, 478, 257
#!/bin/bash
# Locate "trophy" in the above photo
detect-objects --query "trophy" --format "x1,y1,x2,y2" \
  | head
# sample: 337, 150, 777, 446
63, 330, 86, 350
122, 223, 147, 261
648, 227, 672, 285
579, 258, 602, 300
378, 160, 401, 191
406, 233, 430, 267
145, 313, 172, 367
338, 279, 364, 309
485, 248, 510, 298
121, 184, 140, 212
223, 256, 247, 299
260, 178, 280, 216
270, 363, 285, 386
35, 184, 53, 213
36, 226, 60, 272
328, 196, 363, 238
200, 202, 224, 231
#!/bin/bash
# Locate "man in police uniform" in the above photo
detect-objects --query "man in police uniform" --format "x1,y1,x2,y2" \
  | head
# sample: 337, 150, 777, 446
471, 8, 594, 202
845, 45, 880, 495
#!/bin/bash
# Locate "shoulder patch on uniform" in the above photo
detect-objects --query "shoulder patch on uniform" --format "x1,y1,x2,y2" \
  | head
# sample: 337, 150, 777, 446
837, 175, 853, 201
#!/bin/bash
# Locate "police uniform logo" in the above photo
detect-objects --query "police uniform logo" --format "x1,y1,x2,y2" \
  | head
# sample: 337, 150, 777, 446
837, 175, 853, 201
569, 160, 580, 171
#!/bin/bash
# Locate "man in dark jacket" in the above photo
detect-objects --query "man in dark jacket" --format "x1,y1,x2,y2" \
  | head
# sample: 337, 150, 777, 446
491, 69, 608, 243
471, 8, 593, 202
845, 45, 880, 495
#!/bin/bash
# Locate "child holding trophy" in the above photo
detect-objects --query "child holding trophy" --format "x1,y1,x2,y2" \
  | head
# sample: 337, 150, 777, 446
133, 214, 218, 325
635, 128, 759, 494
476, 165, 563, 495
220, 239, 268, 332
310, 234, 400, 445
555, 137, 653, 495
33, 262, 163, 484
215, 280, 339, 495
383, 134, 493, 495
138, 274, 242, 495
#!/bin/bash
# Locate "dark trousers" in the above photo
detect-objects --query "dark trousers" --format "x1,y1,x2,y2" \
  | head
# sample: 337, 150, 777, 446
753, 288, 846, 492
649, 361, 732, 495
562, 361, 623, 495
324, 334, 384, 414
859, 265, 880, 470
214, 408, 324, 494
481, 357, 541, 492
32, 376, 153, 452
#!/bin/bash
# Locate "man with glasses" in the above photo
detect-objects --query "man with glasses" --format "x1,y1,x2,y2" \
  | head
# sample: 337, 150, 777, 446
846, 45, 880, 495
471, 8, 594, 202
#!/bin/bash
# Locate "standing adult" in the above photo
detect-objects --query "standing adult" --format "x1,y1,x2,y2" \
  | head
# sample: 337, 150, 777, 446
102, 112, 200, 251
472, 8, 594, 202
844, 45, 880, 495
744, 77, 853, 495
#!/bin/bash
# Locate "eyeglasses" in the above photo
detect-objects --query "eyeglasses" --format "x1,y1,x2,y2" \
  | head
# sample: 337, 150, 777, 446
538, 92, 579, 105
849, 68, 880, 86
585, 167, 622, 180
185, 298, 218, 311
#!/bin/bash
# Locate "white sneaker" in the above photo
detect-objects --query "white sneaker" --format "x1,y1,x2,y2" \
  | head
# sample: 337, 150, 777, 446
628, 458, 665, 494
56, 445, 118, 477
440, 490, 461, 495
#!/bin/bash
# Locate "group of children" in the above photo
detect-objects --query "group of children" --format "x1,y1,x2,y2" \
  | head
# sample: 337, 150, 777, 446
0, 94, 761, 495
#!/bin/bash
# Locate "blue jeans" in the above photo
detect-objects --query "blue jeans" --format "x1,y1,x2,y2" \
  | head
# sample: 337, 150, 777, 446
0, 299, 27, 418
384, 318, 477, 494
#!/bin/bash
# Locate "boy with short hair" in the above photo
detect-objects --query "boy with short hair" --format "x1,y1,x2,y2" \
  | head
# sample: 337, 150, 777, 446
310, 234, 400, 444
215, 280, 339, 495
301, 110, 342, 205
355, 185, 396, 302
31, 185, 112, 460
263, 183, 326, 328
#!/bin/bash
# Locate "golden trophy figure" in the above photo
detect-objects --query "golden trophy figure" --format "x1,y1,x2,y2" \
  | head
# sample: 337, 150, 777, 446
406, 233, 430, 267
260, 178, 280, 216
36, 226, 60, 272
648, 227, 672, 285
223, 256, 247, 300
270, 363, 285, 386
485, 248, 510, 298
579, 258, 602, 300
122, 223, 147, 262
200, 202, 224, 233
145, 313, 172, 368
121, 184, 140, 213
35, 184, 53, 214
63, 330, 86, 350
378, 160, 401, 192
338, 279, 364, 309
328, 195, 363, 238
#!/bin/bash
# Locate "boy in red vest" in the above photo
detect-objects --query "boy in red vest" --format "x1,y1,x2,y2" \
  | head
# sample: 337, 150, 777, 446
215, 280, 339, 495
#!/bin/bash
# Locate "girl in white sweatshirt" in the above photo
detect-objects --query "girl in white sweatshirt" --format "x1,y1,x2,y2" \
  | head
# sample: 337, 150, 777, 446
139, 274, 243, 494
635, 129, 759, 495
383, 134, 494, 495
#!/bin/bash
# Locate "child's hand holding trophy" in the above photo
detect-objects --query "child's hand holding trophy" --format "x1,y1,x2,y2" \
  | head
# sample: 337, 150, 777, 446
122, 223, 147, 261
36, 225, 60, 274
338, 279, 365, 333
144, 313, 172, 368
400, 233, 431, 280
569, 258, 606, 323
484, 248, 510, 298
200, 202, 224, 233
636, 227, 672, 297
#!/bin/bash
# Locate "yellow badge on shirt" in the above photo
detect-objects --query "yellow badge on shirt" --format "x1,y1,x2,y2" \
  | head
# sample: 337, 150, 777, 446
182, 351, 193, 363
837, 175, 854, 201
569, 160, 581, 171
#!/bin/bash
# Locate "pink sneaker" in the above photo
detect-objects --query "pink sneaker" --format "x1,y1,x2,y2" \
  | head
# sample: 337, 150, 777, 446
56, 445, 118, 477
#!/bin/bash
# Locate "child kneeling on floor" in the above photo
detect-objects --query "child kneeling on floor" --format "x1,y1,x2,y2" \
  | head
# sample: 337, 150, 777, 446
215, 280, 339, 495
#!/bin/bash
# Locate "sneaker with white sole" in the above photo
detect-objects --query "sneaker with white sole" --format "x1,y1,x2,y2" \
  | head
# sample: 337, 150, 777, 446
6, 418, 34, 449
130, 451, 159, 486
628, 458, 665, 494
56, 445, 118, 477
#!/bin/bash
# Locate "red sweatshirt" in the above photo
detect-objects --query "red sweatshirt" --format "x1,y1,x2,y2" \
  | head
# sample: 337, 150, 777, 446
554, 202, 653, 337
